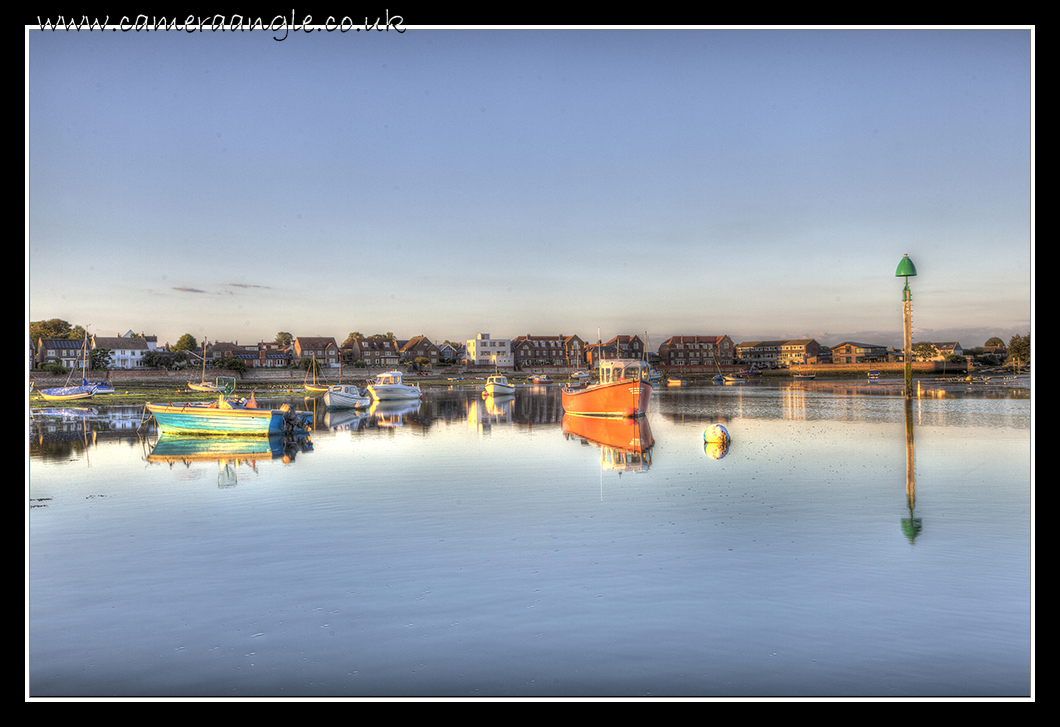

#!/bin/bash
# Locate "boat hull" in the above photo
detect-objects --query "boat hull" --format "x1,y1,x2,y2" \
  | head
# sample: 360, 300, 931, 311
323, 385, 371, 409
367, 384, 422, 401
561, 378, 652, 418
484, 376, 515, 396
146, 402, 306, 436
367, 371, 422, 401
38, 386, 96, 401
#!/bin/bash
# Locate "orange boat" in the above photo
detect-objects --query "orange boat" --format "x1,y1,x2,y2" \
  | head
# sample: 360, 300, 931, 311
561, 359, 653, 417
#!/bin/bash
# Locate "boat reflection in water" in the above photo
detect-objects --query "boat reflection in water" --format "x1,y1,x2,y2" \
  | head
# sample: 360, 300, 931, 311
147, 432, 312, 486
482, 392, 514, 416
323, 408, 369, 432
562, 413, 654, 473
368, 400, 421, 428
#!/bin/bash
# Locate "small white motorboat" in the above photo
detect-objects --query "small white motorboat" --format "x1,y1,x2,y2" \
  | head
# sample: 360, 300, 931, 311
484, 375, 516, 396
323, 384, 371, 409
367, 371, 422, 401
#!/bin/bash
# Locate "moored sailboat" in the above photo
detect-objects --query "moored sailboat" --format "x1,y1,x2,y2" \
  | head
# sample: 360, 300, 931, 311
303, 353, 329, 393
38, 334, 97, 401
188, 339, 223, 392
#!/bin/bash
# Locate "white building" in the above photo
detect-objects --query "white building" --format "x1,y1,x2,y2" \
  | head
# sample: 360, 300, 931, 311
92, 332, 157, 369
466, 333, 513, 368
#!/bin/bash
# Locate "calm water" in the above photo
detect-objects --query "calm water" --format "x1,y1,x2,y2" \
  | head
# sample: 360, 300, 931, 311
28, 381, 1032, 698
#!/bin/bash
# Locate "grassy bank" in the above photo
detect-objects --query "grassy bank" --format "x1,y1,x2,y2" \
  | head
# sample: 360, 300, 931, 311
28, 373, 488, 409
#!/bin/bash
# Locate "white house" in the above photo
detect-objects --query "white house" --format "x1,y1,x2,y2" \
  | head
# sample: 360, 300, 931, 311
92, 332, 157, 369
466, 333, 513, 368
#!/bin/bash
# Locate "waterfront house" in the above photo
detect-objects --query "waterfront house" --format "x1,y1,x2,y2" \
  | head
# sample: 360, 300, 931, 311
778, 339, 822, 367
256, 341, 290, 368
292, 337, 340, 368
36, 337, 89, 371
339, 338, 360, 366
733, 338, 820, 368
209, 340, 264, 368
350, 337, 400, 368
91, 333, 155, 369
734, 340, 782, 368
928, 342, 964, 360
466, 333, 513, 368
608, 334, 646, 359
401, 335, 441, 366
659, 335, 735, 367
512, 334, 587, 368
586, 335, 647, 366
585, 340, 617, 366
830, 342, 889, 364
438, 341, 464, 363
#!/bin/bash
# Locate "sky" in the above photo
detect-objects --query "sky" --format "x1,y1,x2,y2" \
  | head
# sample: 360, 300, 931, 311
27, 24, 1033, 351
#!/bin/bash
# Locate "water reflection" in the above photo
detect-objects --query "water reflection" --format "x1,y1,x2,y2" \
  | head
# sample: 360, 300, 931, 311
654, 381, 1030, 429
468, 393, 515, 432
146, 433, 312, 487
28, 384, 1031, 696
903, 397, 922, 543
562, 414, 654, 472
322, 408, 368, 431
703, 436, 731, 460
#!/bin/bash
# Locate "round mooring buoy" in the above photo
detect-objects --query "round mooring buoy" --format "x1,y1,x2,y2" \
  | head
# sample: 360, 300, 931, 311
704, 424, 730, 444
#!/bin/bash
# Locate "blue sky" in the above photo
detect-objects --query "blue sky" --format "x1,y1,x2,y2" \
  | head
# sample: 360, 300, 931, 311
27, 26, 1033, 350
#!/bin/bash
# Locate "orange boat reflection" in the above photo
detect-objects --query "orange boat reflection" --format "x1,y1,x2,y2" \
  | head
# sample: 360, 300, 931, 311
562, 413, 654, 472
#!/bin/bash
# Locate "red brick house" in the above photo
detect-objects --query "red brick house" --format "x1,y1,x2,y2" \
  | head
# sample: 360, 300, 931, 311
512, 334, 587, 367
400, 335, 441, 366
658, 335, 734, 367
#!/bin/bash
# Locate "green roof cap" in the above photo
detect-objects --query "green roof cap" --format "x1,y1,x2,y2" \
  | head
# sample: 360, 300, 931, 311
895, 254, 917, 278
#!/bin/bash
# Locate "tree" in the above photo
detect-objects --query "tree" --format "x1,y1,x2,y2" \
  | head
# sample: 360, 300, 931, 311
985, 336, 1005, 347
215, 357, 247, 375
30, 318, 74, 344
1007, 333, 1030, 370
275, 332, 293, 346
173, 334, 198, 352
912, 342, 938, 361
90, 348, 113, 371
142, 349, 172, 369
